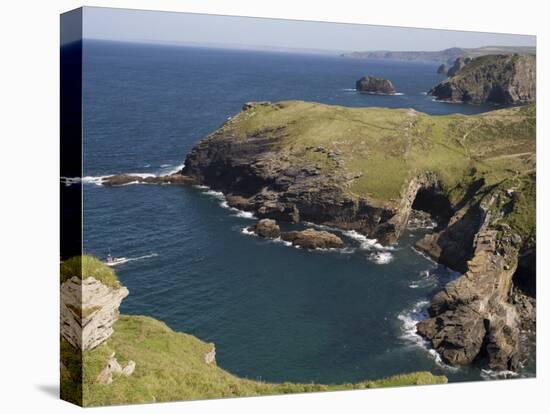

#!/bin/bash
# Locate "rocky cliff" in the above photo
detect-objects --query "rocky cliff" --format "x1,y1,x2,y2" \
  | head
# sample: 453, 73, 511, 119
428, 54, 536, 104
180, 100, 535, 371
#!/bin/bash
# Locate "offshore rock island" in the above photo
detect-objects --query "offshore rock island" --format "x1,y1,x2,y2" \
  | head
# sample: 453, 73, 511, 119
103, 100, 535, 373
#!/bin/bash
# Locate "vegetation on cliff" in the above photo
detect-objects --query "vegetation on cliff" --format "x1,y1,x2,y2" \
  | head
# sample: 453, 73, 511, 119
61, 316, 445, 406
60, 255, 120, 288
60, 258, 447, 406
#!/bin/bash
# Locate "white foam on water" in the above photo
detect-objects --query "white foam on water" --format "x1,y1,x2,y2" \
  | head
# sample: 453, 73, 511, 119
82, 175, 113, 186
60, 176, 81, 187
163, 162, 186, 176
126, 253, 159, 263
368, 251, 394, 264
127, 172, 156, 179
411, 247, 439, 265
420, 92, 428, 95
203, 189, 225, 200
341, 88, 357, 91
160, 164, 171, 168
431, 98, 464, 104
234, 210, 255, 219
272, 237, 293, 247
480, 369, 519, 380
241, 227, 256, 236
342, 230, 395, 252
193, 185, 209, 190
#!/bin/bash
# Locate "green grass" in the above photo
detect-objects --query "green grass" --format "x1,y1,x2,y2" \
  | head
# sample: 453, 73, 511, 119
60, 255, 120, 288
222, 101, 534, 214
61, 315, 447, 406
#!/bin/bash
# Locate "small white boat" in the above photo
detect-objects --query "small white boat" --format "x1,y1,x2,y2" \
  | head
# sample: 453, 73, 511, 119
104, 254, 129, 267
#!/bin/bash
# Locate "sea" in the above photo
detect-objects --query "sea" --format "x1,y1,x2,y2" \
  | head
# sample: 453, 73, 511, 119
78, 39, 530, 384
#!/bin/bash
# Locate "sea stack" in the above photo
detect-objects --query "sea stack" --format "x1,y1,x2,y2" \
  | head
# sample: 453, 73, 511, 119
355, 75, 396, 94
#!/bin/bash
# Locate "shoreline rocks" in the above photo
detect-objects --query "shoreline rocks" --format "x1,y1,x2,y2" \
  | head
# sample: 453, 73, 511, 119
250, 219, 344, 250
102, 173, 197, 186
254, 218, 281, 238
281, 228, 344, 249
355, 75, 396, 94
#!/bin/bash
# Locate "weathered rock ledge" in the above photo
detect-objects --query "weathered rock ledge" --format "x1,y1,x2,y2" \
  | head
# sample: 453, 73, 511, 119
61, 275, 129, 350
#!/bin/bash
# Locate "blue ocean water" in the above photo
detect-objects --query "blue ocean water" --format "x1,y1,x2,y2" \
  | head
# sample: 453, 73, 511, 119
82, 40, 507, 384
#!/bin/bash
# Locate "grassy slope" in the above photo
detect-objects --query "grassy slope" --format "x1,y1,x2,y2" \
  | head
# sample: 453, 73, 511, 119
61, 315, 446, 406
221, 100, 535, 239
60, 255, 120, 288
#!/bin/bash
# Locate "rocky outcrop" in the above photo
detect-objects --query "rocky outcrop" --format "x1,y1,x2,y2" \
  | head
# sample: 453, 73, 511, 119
281, 228, 344, 249
102, 173, 196, 186
416, 212, 522, 370
436, 64, 448, 75
254, 218, 281, 238
204, 346, 216, 364
355, 76, 396, 94
60, 276, 129, 350
97, 352, 136, 385
429, 54, 536, 104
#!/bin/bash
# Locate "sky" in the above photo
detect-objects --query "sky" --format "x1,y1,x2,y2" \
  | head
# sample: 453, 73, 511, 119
69, 6, 536, 52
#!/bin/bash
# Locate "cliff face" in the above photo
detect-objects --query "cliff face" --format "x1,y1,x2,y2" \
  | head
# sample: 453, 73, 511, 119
60, 275, 129, 350
429, 54, 536, 104
182, 101, 535, 371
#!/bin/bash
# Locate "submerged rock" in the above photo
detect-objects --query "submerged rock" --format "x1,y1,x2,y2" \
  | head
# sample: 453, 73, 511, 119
281, 228, 344, 249
253, 218, 281, 238
355, 75, 396, 94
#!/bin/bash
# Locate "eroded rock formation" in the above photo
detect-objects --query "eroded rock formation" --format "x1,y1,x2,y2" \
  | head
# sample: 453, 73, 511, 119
60, 276, 129, 350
